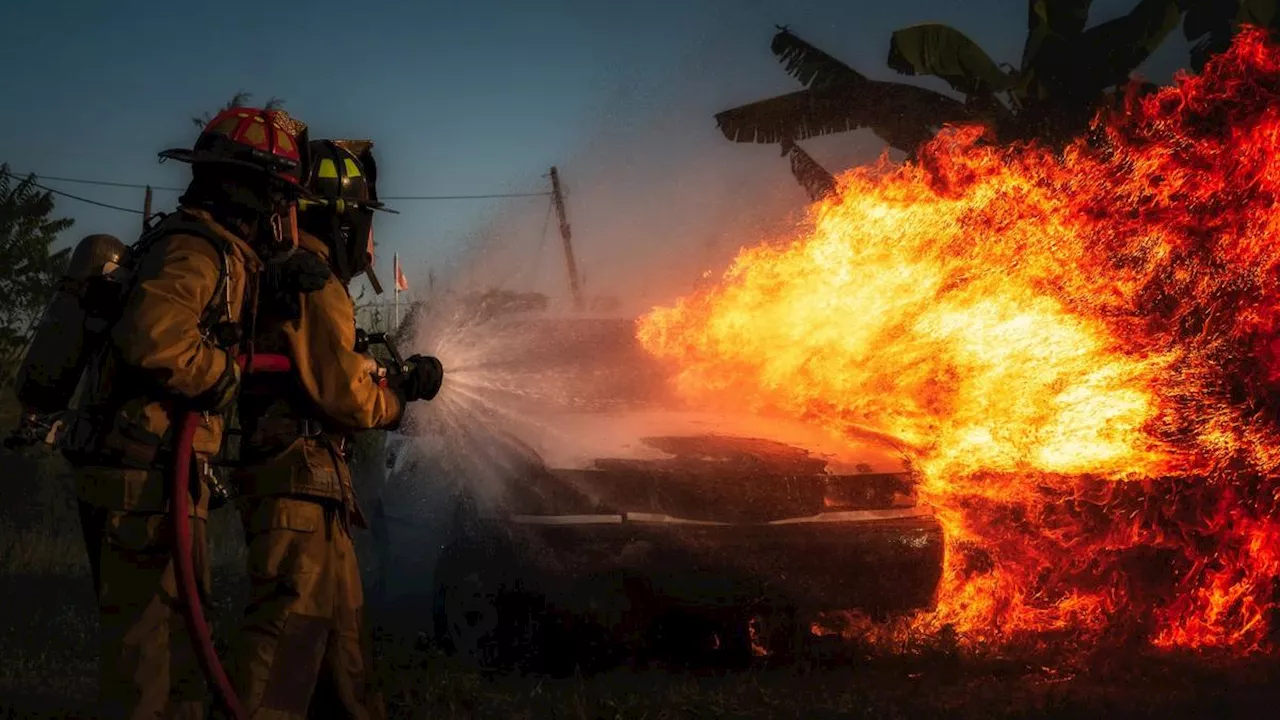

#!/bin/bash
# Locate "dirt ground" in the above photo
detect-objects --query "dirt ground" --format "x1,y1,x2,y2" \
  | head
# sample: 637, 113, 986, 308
3, 417, 1280, 718
4, 562, 1280, 720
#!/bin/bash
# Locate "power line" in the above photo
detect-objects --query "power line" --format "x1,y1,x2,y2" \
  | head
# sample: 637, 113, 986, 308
6, 169, 552, 204
42, 185, 144, 214
1, 169, 144, 214
383, 192, 552, 200
27, 174, 183, 192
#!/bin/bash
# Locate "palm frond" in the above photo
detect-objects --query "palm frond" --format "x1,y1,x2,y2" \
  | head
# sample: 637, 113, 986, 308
1238, 0, 1280, 28
716, 83, 976, 154
1186, 0, 1280, 71
781, 139, 838, 201
1072, 0, 1186, 91
1021, 0, 1094, 70
887, 24, 1015, 96
1184, 0, 1237, 41
1185, 0, 1236, 70
770, 27, 864, 89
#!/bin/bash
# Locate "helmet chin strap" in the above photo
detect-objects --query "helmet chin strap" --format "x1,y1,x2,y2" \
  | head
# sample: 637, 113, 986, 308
284, 205, 299, 253
331, 214, 354, 284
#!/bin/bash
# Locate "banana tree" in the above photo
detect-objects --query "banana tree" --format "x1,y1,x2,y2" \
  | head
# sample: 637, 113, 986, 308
1184, 0, 1279, 70
719, 27, 983, 149
717, 0, 1188, 198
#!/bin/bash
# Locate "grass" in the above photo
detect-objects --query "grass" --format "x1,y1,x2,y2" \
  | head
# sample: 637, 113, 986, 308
368, 632, 1280, 720
4, 394, 1280, 718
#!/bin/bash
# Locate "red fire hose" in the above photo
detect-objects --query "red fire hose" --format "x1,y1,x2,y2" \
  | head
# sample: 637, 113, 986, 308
170, 352, 291, 720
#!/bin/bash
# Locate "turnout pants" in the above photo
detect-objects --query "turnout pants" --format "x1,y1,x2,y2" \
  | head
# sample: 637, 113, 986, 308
77, 481, 211, 720
232, 496, 384, 720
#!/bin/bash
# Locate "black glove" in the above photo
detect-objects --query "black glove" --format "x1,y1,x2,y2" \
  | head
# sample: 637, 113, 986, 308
262, 251, 331, 295
188, 355, 240, 412
394, 355, 444, 402
258, 251, 331, 322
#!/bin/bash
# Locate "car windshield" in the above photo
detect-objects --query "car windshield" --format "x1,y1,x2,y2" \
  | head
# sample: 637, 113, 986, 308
458, 315, 677, 413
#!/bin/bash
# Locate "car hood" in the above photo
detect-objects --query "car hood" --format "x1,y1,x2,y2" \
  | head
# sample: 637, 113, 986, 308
490, 410, 915, 477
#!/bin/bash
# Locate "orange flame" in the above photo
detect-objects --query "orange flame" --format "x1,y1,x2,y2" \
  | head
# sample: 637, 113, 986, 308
638, 28, 1280, 653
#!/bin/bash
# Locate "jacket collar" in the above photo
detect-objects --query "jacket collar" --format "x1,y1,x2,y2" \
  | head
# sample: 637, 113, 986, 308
178, 207, 264, 271
296, 229, 331, 260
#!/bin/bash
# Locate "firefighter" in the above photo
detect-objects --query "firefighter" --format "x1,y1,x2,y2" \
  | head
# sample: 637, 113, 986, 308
229, 138, 444, 719
60, 107, 313, 719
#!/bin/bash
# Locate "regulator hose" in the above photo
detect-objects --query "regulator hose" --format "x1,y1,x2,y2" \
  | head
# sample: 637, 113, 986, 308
170, 352, 291, 720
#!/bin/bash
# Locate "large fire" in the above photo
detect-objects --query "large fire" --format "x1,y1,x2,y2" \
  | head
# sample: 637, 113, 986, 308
638, 28, 1280, 654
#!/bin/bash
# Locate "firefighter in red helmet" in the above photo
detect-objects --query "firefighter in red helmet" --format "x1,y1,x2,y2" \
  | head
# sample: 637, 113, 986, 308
59, 106, 313, 719
228, 138, 442, 719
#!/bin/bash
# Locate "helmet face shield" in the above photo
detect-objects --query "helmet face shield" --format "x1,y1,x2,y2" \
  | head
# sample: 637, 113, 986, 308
347, 206, 376, 277
300, 139, 392, 290
359, 214, 384, 293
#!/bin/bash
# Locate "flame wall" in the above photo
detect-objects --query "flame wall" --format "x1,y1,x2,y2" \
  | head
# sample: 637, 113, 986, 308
638, 28, 1280, 653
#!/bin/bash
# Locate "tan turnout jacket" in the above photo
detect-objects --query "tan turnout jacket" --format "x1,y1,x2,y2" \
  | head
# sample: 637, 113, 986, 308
73, 207, 262, 515
233, 229, 404, 508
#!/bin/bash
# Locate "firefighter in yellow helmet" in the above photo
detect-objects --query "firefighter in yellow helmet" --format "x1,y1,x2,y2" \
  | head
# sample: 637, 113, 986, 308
58, 106, 314, 719
229, 138, 443, 718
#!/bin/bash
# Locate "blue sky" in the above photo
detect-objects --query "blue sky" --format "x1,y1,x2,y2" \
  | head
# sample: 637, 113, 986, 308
0, 0, 1192, 308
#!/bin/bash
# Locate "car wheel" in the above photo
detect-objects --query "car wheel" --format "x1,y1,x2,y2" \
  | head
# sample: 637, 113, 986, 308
716, 612, 755, 670
755, 606, 809, 664
431, 539, 534, 671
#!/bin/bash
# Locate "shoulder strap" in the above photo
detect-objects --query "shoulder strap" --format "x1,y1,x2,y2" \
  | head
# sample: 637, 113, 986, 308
128, 218, 233, 330
132, 217, 231, 260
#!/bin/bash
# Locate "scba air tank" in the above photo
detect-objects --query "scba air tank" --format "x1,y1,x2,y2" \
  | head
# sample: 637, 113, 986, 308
15, 234, 131, 414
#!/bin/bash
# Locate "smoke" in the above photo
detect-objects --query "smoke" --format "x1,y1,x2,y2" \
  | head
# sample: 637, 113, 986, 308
444, 135, 812, 315
367, 12, 894, 601
379, 80, 810, 508
432, 32, 897, 316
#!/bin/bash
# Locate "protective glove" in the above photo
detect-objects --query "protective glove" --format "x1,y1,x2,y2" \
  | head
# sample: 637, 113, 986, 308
262, 250, 332, 295
394, 355, 444, 402
258, 251, 332, 322
188, 354, 240, 412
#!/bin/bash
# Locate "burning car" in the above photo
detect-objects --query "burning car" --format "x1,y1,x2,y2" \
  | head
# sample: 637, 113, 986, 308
379, 312, 944, 669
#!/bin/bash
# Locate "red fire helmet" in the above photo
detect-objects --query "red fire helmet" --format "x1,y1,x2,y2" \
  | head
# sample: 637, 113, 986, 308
160, 107, 312, 195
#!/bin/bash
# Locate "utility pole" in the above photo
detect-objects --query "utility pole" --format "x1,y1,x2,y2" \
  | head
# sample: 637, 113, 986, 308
142, 185, 153, 232
393, 253, 401, 332
549, 166, 583, 311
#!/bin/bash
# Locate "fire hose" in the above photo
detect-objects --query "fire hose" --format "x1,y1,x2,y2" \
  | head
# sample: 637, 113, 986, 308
170, 352, 291, 720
